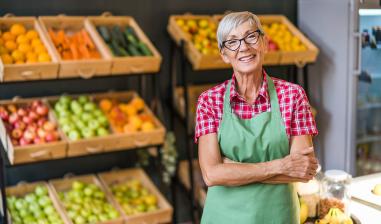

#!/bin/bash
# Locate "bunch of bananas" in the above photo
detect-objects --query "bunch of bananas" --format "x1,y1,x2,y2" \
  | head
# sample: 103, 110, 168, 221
315, 208, 353, 224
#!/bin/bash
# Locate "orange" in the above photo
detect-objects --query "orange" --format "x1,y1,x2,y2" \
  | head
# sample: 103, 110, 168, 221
2, 32, 15, 41
26, 57, 37, 63
4, 40, 17, 51
26, 30, 38, 40
1, 54, 13, 64
33, 44, 46, 54
26, 51, 37, 60
18, 43, 32, 53
16, 35, 29, 45
11, 50, 25, 62
15, 60, 24, 64
10, 24, 26, 36
31, 38, 42, 47
130, 97, 145, 111
37, 52, 50, 62
0, 46, 8, 54
0, 38, 3, 45
99, 99, 112, 112
128, 115, 143, 130
141, 121, 155, 131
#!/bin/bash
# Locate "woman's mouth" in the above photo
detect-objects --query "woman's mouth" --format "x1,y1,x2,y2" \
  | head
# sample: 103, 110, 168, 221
238, 54, 256, 62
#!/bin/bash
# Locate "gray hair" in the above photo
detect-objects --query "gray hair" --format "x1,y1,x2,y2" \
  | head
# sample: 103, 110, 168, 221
217, 11, 265, 50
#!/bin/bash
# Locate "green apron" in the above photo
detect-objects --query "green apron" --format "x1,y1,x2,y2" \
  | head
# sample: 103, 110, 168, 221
201, 74, 299, 224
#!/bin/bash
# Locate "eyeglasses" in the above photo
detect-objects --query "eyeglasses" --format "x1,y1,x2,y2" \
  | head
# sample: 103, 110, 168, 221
221, 30, 263, 51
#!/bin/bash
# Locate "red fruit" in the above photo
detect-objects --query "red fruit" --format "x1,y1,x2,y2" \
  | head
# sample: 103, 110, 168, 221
43, 121, 56, 132
36, 105, 49, 116
8, 113, 19, 124
0, 110, 9, 121
28, 111, 39, 121
26, 124, 37, 133
31, 100, 42, 109
11, 129, 23, 139
37, 118, 47, 127
19, 137, 30, 146
33, 137, 46, 144
14, 121, 26, 131
0, 106, 6, 113
7, 105, 17, 113
23, 129, 36, 142
4, 123, 13, 133
22, 116, 33, 125
11, 139, 19, 146
37, 128, 47, 139
17, 108, 27, 117
45, 132, 58, 142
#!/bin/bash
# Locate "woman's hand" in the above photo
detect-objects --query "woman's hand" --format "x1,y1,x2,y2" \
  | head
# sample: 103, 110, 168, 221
280, 147, 318, 182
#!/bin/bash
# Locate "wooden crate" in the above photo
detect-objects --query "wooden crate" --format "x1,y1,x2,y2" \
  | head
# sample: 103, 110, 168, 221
46, 94, 121, 157
6, 181, 71, 224
0, 16, 59, 82
86, 15, 162, 75
38, 16, 112, 79
49, 174, 124, 224
91, 91, 166, 152
98, 168, 173, 224
258, 15, 319, 65
0, 97, 67, 165
167, 14, 230, 70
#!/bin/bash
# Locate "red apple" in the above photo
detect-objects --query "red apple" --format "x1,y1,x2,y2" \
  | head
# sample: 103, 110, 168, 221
37, 118, 47, 127
8, 113, 19, 124
17, 108, 27, 117
23, 129, 36, 142
28, 111, 39, 121
45, 132, 58, 142
11, 129, 23, 139
0, 110, 9, 121
43, 121, 56, 132
32, 100, 42, 109
36, 105, 49, 116
33, 137, 46, 144
26, 124, 37, 133
37, 128, 47, 139
22, 116, 33, 125
19, 137, 31, 146
4, 123, 13, 133
14, 121, 26, 131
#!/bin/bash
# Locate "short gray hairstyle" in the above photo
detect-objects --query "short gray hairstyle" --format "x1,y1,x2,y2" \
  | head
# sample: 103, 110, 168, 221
217, 11, 265, 50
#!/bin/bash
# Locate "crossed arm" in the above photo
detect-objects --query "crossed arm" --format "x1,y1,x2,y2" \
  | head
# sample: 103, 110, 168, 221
198, 133, 318, 187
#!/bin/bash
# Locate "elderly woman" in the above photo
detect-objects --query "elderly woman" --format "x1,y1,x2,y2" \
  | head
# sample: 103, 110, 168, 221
195, 11, 318, 223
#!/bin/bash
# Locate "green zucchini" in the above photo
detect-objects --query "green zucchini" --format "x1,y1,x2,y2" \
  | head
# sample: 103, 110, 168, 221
127, 44, 142, 56
137, 41, 152, 56
97, 26, 111, 43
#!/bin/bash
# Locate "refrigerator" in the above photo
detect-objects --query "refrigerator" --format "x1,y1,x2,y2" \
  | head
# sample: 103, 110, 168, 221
298, 0, 381, 176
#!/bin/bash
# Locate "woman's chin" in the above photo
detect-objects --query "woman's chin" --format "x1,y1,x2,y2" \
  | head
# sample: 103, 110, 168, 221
234, 62, 260, 74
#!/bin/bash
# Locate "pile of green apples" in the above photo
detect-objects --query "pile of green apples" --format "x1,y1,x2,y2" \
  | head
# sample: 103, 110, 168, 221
7, 185, 64, 224
53, 95, 110, 141
111, 179, 158, 216
58, 181, 120, 224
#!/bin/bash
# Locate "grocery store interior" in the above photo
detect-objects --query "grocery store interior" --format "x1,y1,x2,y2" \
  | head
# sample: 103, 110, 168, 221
1, 0, 381, 223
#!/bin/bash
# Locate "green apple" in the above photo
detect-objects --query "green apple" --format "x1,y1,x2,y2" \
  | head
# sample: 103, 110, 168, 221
83, 102, 97, 112
81, 128, 95, 138
15, 199, 27, 210
68, 130, 81, 140
97, 127, 109, 136
35, 186, 48, 196
59, 95, 72, 105
80, 112, 93, 122
83, 187, 94, 197
72, 181, 85, 191
61, 123, 74, 133
93, 109, 103, 117
88, 120, 100, 130
98, 213, 109, 222
75, 120, 86, 129
87, 215, 98, 223
78, 95, 89, 105
74, 215, 86, 224
38, 196, 51, 207
97, 115, 109, 126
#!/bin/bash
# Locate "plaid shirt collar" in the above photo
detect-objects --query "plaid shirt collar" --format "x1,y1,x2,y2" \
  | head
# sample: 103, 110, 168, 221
230, 70, 269, 104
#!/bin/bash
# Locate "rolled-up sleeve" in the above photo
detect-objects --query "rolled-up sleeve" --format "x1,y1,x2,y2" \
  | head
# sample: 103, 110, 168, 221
195, 93, 217, 143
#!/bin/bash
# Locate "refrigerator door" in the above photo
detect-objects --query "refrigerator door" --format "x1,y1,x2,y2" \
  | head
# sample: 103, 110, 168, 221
298, 0, 358, 174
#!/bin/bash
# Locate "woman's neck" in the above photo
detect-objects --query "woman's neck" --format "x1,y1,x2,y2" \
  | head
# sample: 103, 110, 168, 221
234, 69, 263, 105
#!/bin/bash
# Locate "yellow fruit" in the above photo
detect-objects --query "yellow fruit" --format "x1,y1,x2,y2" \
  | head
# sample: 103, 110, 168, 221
129, 115, 143, 130
26, 57, 38, 63
37, 52, 50, 62
176, 19, 185, 27
34, 44, 47, 54
373, 183, 381, 196
1, 54, 13, 64
4, 40, 17, 51
0, 46, 8, 54
11, 50, 25, 62
26, 30, 38, 40
2, 32, 16, 41
0, 38, 3, 45
16, 34, 29, 45
10, 23, 26, 36
130, 97, 145, 111
143, 195, 157, 206
31, 38, 42, 47
300, 201, 308, 224
26, 51, 37, 61
15, 60, 24, 64
141, 121, 155, 132
18, 43, 32, 53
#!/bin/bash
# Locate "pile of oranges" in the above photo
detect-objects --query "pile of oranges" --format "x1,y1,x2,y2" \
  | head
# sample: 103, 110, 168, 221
0, 23, 51, 65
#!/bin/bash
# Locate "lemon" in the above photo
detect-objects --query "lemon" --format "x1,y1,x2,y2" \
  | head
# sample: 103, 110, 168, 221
2, 32, 16, 41
10, 23, 26, 36
4, 40, 17, 51
18, 43, 32, 53
11, 50, 25, 62
1, 54, 13, 64
26, 30, 38, 40
38, 52, 50, 62
15, 60, 24, 64
16, 34, 29, 45
31, 38, 42, 47
34, 44, 47, 54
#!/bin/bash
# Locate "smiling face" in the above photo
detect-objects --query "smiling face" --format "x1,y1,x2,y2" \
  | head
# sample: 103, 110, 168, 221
220, 21, 267, 75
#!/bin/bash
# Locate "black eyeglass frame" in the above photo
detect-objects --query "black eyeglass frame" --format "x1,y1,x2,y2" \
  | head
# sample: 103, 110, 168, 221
221, 29, 264, 51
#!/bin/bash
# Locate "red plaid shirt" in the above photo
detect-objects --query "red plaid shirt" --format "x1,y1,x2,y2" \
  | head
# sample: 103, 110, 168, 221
195, 71, 318, 143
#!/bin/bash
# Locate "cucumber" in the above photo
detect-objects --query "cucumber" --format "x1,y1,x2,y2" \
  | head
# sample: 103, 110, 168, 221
110, 40, 123, 56
107, 43, 118, 56
118, 46, 130, 56
112, 26, 127, 48
124, 27, 138, 45
137, 41, 152, 56
127, 44, 142, 56
97, 26, 111, 43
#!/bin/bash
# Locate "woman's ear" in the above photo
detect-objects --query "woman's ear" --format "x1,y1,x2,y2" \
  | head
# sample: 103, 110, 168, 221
262, 35, 269, 54
220, 49, 231, 64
